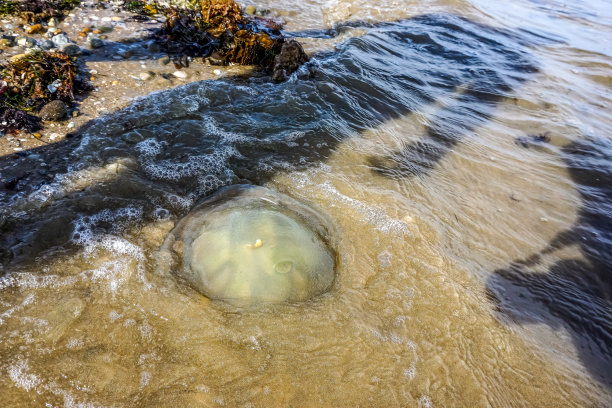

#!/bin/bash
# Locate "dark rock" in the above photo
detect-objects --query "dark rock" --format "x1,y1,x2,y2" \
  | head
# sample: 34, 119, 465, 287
148, 41, 161, 53
40, 40, 55, 50
271, 40, 309, 83
87, 37, 104, 49
60, 43, 81, 56
39, 100, 68, 121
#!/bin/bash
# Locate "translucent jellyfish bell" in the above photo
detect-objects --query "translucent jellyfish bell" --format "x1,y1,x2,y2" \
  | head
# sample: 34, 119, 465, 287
158, 185, 336, 305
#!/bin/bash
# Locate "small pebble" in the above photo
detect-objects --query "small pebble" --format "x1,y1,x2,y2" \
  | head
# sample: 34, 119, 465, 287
139, 72, 153, 81
40, 40, 54, 50
148, 42, 161, 53
118, 49, 134, 59
17, 37, 35, 47
60, 43, 81, 56
173, 71, 188, 79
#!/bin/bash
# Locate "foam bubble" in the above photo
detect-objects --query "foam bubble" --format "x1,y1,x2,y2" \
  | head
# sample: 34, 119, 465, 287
419, 395, 433, 408
8, 359, 41, 392
70, 207, 148, 292
71, 207, 144, 250
0, 293, 35, 326
404, 364, 416, 379
134, 137, 237, 194
140, 371, 151, 389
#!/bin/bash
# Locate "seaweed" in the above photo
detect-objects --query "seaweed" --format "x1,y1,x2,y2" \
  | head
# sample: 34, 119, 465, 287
122, 0, 159, 21
0, 0, 81, 23
0, 51, 78, 110
0, 1, 17, 16
0, 51, 89, 132
153, 0, 307, 80
0, 106, 41, 133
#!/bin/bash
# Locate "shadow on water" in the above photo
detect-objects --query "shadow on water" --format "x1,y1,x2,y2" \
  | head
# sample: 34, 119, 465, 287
0, 13, 538, 267
486, 137, 612, 387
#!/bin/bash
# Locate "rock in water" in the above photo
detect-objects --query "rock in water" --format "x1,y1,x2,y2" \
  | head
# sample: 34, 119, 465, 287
271, 40, 309, 82
39, 100, 68, 121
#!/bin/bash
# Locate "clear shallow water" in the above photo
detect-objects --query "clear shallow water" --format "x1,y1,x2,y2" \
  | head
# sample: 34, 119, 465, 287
0, 0, 611, 406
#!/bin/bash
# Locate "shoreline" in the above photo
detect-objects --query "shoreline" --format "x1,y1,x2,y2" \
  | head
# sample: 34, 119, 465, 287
0, 1, 278, 157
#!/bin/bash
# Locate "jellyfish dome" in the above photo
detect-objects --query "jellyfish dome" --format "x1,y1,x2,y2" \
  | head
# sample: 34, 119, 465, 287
158, 185, 336, 305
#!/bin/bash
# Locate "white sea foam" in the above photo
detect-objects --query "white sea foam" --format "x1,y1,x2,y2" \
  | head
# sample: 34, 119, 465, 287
8, 359, 41, 391
70, 207, 149, 292
0, 293, 35, 326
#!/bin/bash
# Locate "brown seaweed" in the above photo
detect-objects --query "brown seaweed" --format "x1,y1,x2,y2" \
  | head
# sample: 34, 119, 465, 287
0, 0, 80, 23
0, 51, 89, 132
154, 0, 307, 80
0, 51, 78, 110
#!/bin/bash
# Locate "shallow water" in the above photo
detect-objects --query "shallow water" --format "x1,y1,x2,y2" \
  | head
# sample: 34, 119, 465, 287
1, 0, 611, 406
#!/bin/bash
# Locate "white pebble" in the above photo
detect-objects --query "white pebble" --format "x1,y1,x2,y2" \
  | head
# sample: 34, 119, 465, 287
173, 71, 187, 79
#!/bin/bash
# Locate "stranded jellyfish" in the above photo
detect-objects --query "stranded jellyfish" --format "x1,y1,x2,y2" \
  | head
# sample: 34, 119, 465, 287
158, 185, 336, 305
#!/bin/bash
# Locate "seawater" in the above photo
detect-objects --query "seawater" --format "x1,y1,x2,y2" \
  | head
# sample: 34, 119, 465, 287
0, 0, 610, 406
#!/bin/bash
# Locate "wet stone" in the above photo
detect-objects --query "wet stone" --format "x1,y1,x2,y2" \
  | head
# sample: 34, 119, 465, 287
60, 43, 81, 56
148, 41, 161, 53
117, 49, 134, 59
87, 35, 104, 49
17, 37, 36, 47
271, 40, 309, 82
122, 131, 145, 144
39, 100, 68, 121
138, 72, 151, 81
40, 40, 55, 50
52, 33, 70, 47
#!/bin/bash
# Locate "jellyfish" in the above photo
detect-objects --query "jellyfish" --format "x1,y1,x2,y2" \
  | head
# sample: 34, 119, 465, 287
158, 185, 336, 305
